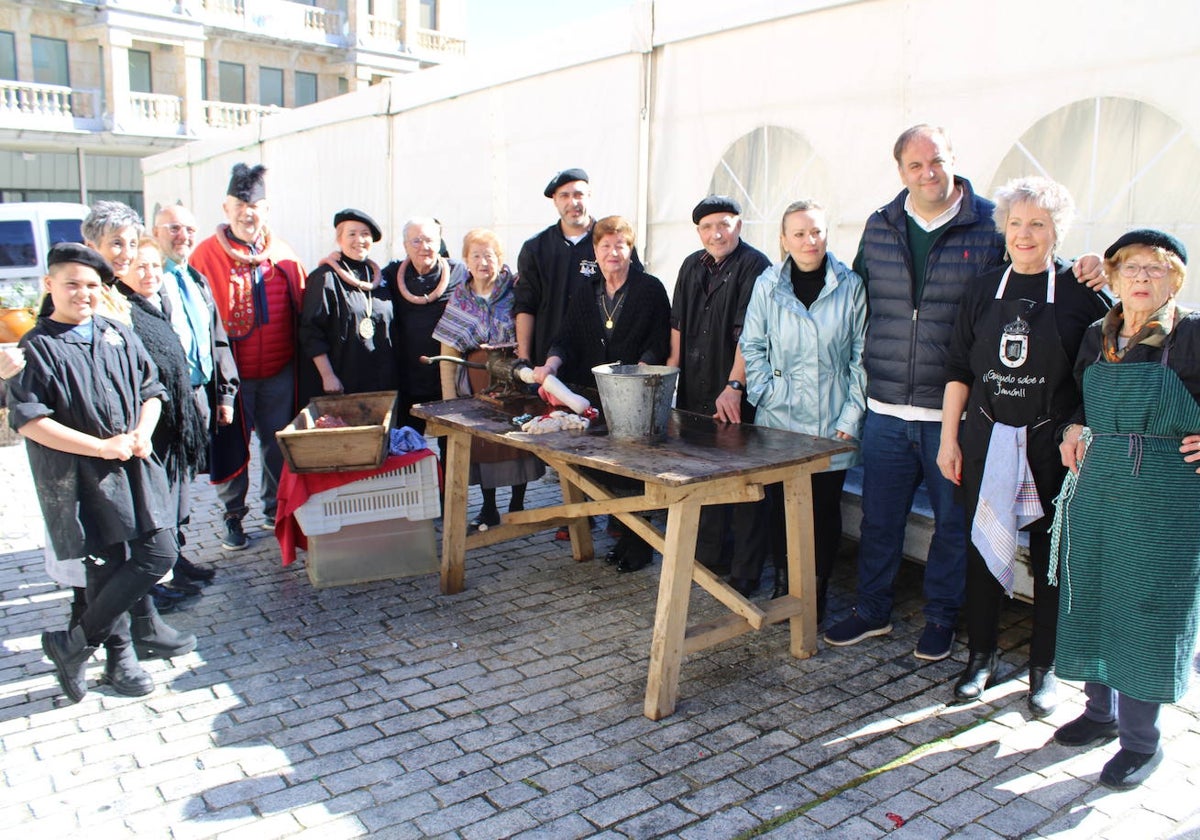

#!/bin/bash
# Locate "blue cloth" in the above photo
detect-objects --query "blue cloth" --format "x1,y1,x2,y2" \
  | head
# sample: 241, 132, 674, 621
389, 426, 427, 454
971, 422, 1043, 596
164, 259, 214, 387
854, 409, 966, 627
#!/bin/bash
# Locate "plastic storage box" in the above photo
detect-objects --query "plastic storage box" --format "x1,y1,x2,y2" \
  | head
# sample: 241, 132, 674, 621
305, 517, 438, 588
293, 456, 440, 536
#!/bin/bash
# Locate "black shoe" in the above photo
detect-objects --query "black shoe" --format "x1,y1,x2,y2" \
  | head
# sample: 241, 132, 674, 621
174, 556, 215, 583
163, 578, 202, 597
1099, 747, 1163, 791
132, 613, 197, 660
470, 508, 501, 531
616, 542, 652, 573
42, 625, 97, 703
151, 583, 191, 602
604, 545, 625, 566
221, 517, 248, 551
953, 650, 998, 701
728, 576, 758, 597
1054, 713, 1119, 747
771, 567, 788, 599
1028, 666, 1058, 718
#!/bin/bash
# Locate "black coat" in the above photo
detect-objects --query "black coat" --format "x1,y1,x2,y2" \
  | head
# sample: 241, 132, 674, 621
549, 268, 671, 388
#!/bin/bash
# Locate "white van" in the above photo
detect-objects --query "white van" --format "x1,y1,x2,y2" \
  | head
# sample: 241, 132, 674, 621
0, 202, 89, 306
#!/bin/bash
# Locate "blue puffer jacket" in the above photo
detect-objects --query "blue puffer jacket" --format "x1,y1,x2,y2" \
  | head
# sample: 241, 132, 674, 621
740, 252, 867, 471
856, 177, 1004, 409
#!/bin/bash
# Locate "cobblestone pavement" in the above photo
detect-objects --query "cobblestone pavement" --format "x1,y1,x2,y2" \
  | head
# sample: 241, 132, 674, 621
2, 437, 1200, 839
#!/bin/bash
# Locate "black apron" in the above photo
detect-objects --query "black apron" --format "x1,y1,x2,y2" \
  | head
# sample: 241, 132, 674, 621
960, 265, 1074, 531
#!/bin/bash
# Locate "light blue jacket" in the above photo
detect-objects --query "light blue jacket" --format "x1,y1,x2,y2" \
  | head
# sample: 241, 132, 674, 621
740, 252, 867, 471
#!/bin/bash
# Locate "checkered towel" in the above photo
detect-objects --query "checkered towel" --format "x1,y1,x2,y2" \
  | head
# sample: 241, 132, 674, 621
972, 422, 1044, 595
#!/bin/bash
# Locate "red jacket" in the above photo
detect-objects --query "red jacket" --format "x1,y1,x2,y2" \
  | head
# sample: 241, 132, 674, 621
191, 226, 305, 380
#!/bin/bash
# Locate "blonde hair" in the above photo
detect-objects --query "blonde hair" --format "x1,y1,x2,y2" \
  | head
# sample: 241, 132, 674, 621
461, 228, 504, 264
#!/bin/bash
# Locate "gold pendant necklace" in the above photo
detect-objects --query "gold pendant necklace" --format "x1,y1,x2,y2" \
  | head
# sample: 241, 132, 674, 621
601, 287, 625, 330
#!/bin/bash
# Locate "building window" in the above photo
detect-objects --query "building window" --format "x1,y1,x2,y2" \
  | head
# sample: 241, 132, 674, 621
200, 58, 208, 101
338, 77, 349, 96
31, 36, 70, 87
218, 61, 245, 104
295, 71, 317, 107
420, 0, 437, 30
128, 49, 152, 93
0, 31, 15, 81
260, 66, 284, 107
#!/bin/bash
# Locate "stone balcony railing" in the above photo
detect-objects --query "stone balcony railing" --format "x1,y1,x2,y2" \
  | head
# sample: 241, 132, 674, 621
124, 91, 184, 134
366, 14, 402, 48
203, 100, 282, 130
414, 28, 466, 57
200, 0, 345, 45
0, 80, 102, 132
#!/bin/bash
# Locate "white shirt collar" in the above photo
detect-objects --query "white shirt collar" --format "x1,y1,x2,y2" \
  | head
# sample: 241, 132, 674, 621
904, 187, 963, 233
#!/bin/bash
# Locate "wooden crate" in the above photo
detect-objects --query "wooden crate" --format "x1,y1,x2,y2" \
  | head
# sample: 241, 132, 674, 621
277, 391, 397, 473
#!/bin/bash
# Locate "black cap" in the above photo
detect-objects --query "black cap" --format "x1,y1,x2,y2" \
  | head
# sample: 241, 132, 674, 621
334, 208, 381, 242
46, 242, 113, 285
692, 195, 742, 225
227, 162, 267, 203
544, 168, 589, 198
1105, 228, 1187, 265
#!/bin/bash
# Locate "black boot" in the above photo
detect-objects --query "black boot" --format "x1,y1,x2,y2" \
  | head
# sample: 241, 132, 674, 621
953, 649, 998, 701
102, 634, 154, 697
174, 555, 215, 582
771, 563, 788, 600
131, 596, 197, 660
1027, 665, 1058, 718
41, 625, 97, 703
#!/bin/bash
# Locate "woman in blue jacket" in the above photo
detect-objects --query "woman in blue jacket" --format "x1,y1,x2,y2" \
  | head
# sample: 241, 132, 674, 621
741, 199, 867, 615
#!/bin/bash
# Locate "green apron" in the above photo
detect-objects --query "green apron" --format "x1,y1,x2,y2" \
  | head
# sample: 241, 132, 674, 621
1053, 359, 1200, 703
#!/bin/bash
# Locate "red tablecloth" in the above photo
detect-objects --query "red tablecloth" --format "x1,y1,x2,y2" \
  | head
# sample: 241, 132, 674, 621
275, 450, 439, 565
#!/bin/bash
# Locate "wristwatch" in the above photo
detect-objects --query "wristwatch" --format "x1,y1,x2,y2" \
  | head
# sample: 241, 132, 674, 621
726, 380, 744, 392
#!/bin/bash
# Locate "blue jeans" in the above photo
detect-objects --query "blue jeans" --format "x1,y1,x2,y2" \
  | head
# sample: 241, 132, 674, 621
216, 364, 294, 521
855, 409, 966, 627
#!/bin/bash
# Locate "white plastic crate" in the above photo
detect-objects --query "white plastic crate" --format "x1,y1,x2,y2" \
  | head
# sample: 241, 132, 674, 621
293, 455, 440, 536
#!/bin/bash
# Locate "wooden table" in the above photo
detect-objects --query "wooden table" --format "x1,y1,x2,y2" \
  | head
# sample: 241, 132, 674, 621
412, 398, 852, 720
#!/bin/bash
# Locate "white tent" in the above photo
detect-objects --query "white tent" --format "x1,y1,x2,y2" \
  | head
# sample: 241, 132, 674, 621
143, 0, 1200, 303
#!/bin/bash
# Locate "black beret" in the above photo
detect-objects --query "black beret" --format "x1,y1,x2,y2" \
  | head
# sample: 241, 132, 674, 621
543, 168, 589, 198
46, 242, 113, 285
227, 162, 267, 203
1104, 228, 1187, 265
692, 195, 742, 225
333, 208, 382, 242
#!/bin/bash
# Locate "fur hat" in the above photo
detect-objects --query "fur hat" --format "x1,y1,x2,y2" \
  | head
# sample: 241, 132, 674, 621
227, 163, 267, 203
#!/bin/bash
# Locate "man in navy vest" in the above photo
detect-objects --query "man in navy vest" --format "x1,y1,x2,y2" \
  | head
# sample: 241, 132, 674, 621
823, 124, 1100, 661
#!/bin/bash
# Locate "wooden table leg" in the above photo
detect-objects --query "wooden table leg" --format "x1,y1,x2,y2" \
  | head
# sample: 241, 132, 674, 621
644, 498, 701, 720
783, 470, 818, 658
440, 429, 471, 594
558, 464, 594, 562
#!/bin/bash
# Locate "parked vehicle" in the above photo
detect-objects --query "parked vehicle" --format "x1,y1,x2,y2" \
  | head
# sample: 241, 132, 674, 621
0, 202, 89, 306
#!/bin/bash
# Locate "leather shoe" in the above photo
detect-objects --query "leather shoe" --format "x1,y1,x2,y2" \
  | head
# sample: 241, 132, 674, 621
163, 579, 202, 597
771, 566, 788, 600
1100, 747, 1163, 790
616, 543, 652, 573
604, 545, 625, 565
728, 576, 758, 597
953, 650, 998, 701
1027, 666, 1058, 718
1054, 713, 1118, 747
174, 556, 215, 582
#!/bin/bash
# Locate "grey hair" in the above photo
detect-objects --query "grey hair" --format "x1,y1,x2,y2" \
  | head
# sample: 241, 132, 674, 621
780, 199, 826, 234
82, 200, 143, 244
402, 217, 442, 241
992, 176, 1075, 245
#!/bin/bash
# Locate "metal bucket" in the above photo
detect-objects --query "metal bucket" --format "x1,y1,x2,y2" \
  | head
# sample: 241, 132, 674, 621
591, 363, 679, 441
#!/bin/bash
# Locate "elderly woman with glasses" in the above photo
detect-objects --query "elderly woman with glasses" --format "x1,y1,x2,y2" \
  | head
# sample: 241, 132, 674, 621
1045, 229, 1200, 791
937, 177, 1110, 717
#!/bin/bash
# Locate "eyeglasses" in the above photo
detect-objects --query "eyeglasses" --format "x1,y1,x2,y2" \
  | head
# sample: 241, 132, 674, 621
1118, 262, 1170, 279
407, 236, 436, 248
163, 224, 197, 236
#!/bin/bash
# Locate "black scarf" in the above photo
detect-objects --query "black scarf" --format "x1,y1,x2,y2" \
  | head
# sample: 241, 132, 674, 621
116, 284, 209, 480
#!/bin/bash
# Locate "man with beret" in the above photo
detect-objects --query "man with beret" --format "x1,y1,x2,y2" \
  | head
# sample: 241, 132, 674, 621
824, 124, 1103, 660
190, 163, 305, 550
667, 195, 772, 594
9, 242, 177, 702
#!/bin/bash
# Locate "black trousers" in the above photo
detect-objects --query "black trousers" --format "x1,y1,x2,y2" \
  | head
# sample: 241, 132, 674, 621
80, 529, 177, 646
767, 469, 847, 599
964, 528, 1057, 667
698, 499, 769, 579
